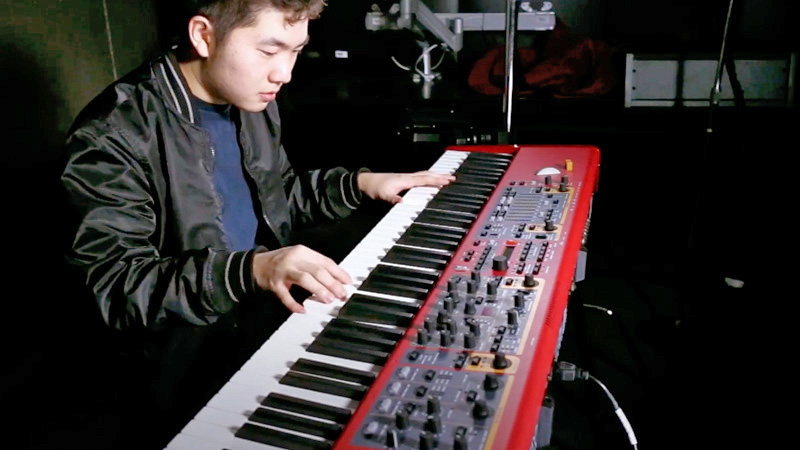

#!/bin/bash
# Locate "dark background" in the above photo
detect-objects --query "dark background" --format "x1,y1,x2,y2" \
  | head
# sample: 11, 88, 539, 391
2, 1, 797, 449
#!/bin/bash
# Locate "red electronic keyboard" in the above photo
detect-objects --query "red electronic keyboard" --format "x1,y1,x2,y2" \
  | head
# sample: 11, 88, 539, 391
166, 145, 601, 450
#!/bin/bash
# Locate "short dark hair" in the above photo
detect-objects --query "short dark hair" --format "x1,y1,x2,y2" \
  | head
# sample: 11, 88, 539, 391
178, 0, 326, 46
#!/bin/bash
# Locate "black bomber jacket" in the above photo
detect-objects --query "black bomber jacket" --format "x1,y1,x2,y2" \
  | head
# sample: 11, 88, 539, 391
61, 53, 365, 331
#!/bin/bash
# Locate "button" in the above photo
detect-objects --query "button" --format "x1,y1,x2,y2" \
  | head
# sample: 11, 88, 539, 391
408, 350, 421, 361
388, 381, 402, 395
398, 366, 412, 379
362, 421, 380, 438
466, 390, 478, 401
378, 398, 393, 413
415, 386, 428, 397
424, 370, 437, 381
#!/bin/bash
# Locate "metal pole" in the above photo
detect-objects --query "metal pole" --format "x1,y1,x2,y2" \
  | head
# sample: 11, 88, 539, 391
503, 0, 519, 134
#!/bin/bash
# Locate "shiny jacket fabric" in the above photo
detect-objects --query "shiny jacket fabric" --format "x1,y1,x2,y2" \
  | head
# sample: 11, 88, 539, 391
62, 53, 364, 332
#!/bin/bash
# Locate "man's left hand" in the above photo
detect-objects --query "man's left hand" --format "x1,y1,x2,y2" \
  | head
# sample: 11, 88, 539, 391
357, 171, 456, 204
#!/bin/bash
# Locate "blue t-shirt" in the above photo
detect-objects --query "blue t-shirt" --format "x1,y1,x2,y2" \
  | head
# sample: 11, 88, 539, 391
195, 99, 258, 251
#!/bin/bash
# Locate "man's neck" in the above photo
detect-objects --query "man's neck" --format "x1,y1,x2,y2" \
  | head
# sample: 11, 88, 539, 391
178, 59, 222, 105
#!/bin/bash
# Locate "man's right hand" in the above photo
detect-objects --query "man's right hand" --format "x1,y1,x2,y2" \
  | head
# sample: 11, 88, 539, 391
252, 245, 352, 313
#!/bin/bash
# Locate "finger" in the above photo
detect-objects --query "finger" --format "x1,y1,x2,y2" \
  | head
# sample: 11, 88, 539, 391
310, 266, 349, 299
273, 284, 305, 314
295, 271, 338, 304
314, 253, 353, 286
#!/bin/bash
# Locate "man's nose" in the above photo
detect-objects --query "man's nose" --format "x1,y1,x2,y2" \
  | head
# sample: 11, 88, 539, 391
268, 57, 293, 84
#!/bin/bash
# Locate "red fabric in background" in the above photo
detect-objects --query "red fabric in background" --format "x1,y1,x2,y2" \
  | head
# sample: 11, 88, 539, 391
468, 18, 617, 98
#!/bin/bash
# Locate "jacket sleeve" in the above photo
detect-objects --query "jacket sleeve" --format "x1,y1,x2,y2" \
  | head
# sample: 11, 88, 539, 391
62, 125, 260, 331
265, 102, 369, 228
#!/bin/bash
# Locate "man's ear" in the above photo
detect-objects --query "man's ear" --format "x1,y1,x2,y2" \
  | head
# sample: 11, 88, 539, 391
187, 15, 215, 58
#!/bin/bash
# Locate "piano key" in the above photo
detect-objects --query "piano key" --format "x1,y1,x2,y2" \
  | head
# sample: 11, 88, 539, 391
315, 326, 397, 353
290, 358, 376, 386
305, 339, 389, 366
180, 408, 328, 450
336, 301, 416, 327
280, 370, 368, 399
323, 317, 405, 341
218, 372, 359, 412
247, 407, 343, 440
167, 431, 237, 450
262, 392, 352, 424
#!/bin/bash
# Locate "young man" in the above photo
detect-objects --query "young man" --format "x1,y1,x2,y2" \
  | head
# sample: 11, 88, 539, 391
61, 0, 452, 446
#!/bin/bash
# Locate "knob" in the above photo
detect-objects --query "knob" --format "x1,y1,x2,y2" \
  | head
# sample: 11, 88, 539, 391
446, 319, 458, 335
467, 279, 478, 294
386, 429, 400, 448
544, 175, 552, 185
464, 332, 476, 349
464, 300, 476, 315
559, 180, 568, 192
437, 310, 450, 324
420, 433, 436, 450
427, 396, 441, 415
472, 399, 491, 419
493, 351, 510, 369
417, 328, 429, 345
492, 255, 508, 271
471, 270, 481, 283
524, 274, 537, 287
486, 281, 497, 295
395, 410, 410, 429
440, 330, 452, 347
483, 373, 499, 391
507, 309, 519, 326
425, 415, 442, 433
454, 434, 469, 450
425, 316, 436, 333
514, 291, 526, 308
544, 220, 555, 231
467, 319, 481, 336
443, 297, 454, 313
447, 278, 459, 292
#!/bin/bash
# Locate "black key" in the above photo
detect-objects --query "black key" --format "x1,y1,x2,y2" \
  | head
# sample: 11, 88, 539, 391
360, 265, 439, 300
338, 302, 416, 327
433, 191, 486, 208
235, 422, 331, 450
262, 392, 352, 424
345, 294, 420, 315
248, 407, 343, 440
306, 339, 389, 365
280, 371, 368, 399
415, 209, 477, 230
398, 224, 465, 251
426, 198, 483, 215
291, 358, 376, 386
457, 163, 507, 177
316, 327, 397, 353
404, 223, 465, 242
382, 246, 451, 271
327, 317, 406, 340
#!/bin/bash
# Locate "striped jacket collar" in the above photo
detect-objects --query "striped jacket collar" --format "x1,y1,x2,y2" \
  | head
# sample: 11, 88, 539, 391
152, 52, 198, 124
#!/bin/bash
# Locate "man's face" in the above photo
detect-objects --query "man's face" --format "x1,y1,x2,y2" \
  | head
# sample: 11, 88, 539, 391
201, 9, 308, 111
